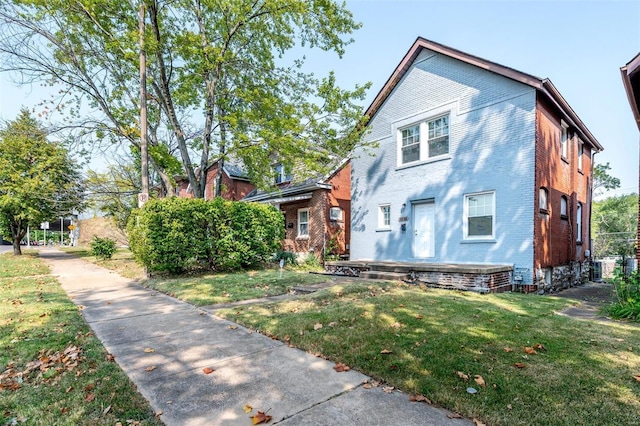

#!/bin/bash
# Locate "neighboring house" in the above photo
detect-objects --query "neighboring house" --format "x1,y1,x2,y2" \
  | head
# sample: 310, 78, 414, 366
620, 53, 640, 267
349, 37, 602, 292
243, 160, 351, 260
173, 159, 255, 200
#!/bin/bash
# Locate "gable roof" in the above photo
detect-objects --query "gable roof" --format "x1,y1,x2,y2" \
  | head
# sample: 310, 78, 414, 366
205, 157, 250, 181
365, 36, 603, 152
241, 158, 349, 203
621, 52, 640, 131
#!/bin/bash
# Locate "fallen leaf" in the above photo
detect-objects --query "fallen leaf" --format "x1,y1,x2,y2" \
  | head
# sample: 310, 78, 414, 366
409, 394, 431, 403
474, 375, 486, 388
85, 393, 95, 402
155, 410, 163, 417
313, 323, 323, 330
106, 354, 115, 362
534, 343, 547, 351
524, 347, 537, 355
507, 404, 513, 410
456, 371, 469, 381
380, 349, 393, 354
143, 348, 155, 353
103, 405, 111, 415
363, 383, 372, 389
382, 386, 394, 393
513, 362, 526, 369
415, 314, 423, 320
65, 386, 74, 393
228, 325, 238, 330
633, 375, 640, 382
474, 418, 487, 426
503, 347, 513, 353
328, 322, 337, 327
333, 362, 350, 372
145, 366, 157, 372
202, 367, 215, 374
391, 322, 401, 328
447, 413, 463, 419
251, 411, 272, 425
244, 404, 253, 413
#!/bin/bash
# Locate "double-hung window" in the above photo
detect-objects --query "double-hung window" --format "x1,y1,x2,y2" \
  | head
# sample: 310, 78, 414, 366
401, 125, 420, 164
464, 192, 495, 239
561, 123, 569, 159
399, 114, 449, 165
274, 164, 291, 184
576, 203, 582, 243
378, 204, 391, 229
298, 208, 309, 238
577, 142, 583, 172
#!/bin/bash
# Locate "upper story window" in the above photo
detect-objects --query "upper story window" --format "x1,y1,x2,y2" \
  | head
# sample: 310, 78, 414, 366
539, 187, 549, 213
577, 141, 583, 172
464, 191, 495, 239
399, 114, 449, 165
560, 122, 569, 160
560, 196, 568, 220
274, 164, 291, 184
298, 208, 309, 238
378, 204, 391, 229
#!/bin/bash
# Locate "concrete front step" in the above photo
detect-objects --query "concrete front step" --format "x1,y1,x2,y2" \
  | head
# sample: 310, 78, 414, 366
360, 271, 409, 281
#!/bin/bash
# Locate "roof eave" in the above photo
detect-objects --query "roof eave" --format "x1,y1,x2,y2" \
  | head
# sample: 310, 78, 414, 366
621, 52, 640, 132
242, 182, 331, 203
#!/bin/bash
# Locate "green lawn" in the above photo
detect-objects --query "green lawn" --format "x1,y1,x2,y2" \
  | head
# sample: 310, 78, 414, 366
215, 282, 640, 426
0, 252, 161, 425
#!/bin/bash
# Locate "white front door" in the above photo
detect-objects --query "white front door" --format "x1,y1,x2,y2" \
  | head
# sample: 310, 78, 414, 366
413, 202, 435, 258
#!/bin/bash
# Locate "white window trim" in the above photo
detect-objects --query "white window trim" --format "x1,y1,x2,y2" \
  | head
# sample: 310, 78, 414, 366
297, 208, 309, 238
560, 196, 568, 219
396, 112, 450, 167
539, 187, 548, 212
577, 139, 583, 172
560, 121, 569, 160
463, 191, 495, 240
576, 203, 582, 242
378, 204, 391, 230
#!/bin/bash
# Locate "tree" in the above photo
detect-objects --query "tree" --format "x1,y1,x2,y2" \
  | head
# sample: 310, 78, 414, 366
0, 109, 86, 255
0, 0, 372, 198
592, 194, 638, 266
593, 162, 621, 196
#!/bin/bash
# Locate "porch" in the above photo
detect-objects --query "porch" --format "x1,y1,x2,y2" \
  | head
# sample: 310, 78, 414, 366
324, 260, 514, 294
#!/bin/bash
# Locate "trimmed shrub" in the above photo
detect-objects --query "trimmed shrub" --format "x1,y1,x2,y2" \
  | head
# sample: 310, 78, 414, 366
89, 236, 117, 260
127, 197, 284, 273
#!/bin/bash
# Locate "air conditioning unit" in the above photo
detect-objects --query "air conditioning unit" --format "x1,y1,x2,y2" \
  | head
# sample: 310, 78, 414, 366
329, 207, 342, 221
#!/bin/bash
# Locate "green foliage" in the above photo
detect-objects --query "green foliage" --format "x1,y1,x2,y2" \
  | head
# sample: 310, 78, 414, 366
127, 197, 284, 273
593, 162, 621, 196
273, 250, 298, 266
605, 268, 640, 321
89, 236, 118, 260
592, 193, 637, 258
0, 109, 85, 254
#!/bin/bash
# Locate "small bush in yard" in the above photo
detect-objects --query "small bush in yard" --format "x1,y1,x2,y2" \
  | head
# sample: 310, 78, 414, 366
89, 235, 117, 260
605, 267, 640, 321
273, 250, 298, 266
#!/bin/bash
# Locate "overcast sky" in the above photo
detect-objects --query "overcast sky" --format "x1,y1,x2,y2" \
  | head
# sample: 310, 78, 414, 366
1, 0, 639, 196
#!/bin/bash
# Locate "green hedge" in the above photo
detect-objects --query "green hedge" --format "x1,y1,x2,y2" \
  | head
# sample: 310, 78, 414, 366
127, 197, 284, 273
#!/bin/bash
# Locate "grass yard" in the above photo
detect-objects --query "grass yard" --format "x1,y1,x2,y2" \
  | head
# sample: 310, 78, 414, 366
62, 246, 145, 280
0, 252, 161, 425
216, 281, 640, 426
142, 269, 332, 306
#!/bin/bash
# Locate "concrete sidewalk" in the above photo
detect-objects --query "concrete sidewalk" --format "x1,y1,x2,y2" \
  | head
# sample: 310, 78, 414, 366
39, 248, 471, 426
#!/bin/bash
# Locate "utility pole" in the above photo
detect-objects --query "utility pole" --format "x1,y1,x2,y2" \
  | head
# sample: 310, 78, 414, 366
138, 0, 149, 208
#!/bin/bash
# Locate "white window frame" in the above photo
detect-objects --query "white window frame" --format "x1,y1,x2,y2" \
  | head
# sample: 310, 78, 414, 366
560, 196, 568, 219
297, 208, 309, 238
464, 191, 495, 240
378, 204, 391, 229
329, 206, 343, 221
576, 203, 582, 242
561, 121, 569, 159
577, 140, 583, 171
398, 113, 449, 166
274, 164, 291, 184
539, 187, 548, 212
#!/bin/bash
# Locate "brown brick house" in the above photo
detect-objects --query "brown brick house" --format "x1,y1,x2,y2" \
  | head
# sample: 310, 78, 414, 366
620, 53, 640, 266
242, 160, 351, 260
173, 160, 255, 200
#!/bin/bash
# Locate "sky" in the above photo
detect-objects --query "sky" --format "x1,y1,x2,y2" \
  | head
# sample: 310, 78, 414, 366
1, 0, 639, 197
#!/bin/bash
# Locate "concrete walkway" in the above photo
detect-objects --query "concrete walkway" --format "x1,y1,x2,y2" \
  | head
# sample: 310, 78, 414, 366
39, 248, 471, 426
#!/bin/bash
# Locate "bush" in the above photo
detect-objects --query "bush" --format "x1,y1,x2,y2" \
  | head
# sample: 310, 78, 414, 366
127, 197, 284, 274
89, 236, 117, 260
604, 267, 640, 321
273, 250, 298, 266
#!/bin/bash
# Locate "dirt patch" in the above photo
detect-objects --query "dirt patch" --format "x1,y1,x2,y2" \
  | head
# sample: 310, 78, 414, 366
76, 217, 128, 246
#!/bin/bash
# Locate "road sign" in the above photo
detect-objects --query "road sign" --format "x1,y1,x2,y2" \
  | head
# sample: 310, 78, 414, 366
138, 192, 149, 207
68, 224, 76, 230
40, 222, 49, 230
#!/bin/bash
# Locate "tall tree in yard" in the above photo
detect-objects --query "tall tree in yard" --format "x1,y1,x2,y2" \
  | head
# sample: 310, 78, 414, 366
0, 0, 371, 197
0, 109, 85, 255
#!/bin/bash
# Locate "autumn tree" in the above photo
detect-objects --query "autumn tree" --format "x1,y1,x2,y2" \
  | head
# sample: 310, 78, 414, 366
0, 0, 371, 198
0, 109, 85, 255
